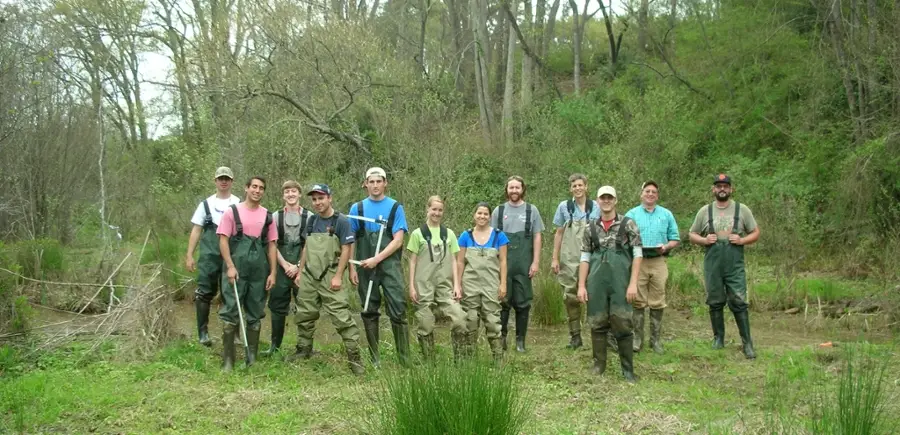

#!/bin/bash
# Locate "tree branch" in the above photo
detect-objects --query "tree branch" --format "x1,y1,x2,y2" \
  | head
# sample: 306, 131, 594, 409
500, 0, 563, 99
649, 33, 712, 101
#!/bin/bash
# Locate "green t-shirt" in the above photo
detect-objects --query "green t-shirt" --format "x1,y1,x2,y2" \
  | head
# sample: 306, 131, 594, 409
406, 226, 461, 258
689, 201, 758, 238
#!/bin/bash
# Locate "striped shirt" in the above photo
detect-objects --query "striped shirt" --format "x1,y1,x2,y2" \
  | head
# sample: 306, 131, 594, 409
625, 204, 680, 249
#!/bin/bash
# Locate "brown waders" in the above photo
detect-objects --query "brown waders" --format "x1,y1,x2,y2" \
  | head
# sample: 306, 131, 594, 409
460, 229, 504, 361
559, 202, 590, 350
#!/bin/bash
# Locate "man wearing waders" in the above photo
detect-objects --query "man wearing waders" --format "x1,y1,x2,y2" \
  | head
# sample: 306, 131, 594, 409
577, 186, 642, 383
688, 174, 760, 359
348, 167, 410, 367
458, 202, 509, 361
263, 180, 312, 356
185, 166, 240, 347
289, 184, 365, 375
625, 181, 680, 354
550, 174, 599, 350
491, 176, 544, 353
217, 176, 278, 371
407, 196, 467, 361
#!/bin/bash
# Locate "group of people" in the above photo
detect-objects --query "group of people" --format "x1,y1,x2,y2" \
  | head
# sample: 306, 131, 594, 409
185, 166, 761, 382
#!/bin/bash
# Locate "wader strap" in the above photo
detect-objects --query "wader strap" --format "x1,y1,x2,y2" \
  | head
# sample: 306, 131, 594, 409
277, 209, 309, 247
420, 223, 448, 262
386, 202, 400, 235
590, 221, 600, 252
707, 203, 715, 236
202, 200, 214, 228
231, 204, 243, 238
497, 205, 505, 232
306, 262, 340, 282
566, 199, 593, 228
617, 215, 633, 259
732, 202, 741, 234
525, 203, 532, 239
354, 201, 365, 240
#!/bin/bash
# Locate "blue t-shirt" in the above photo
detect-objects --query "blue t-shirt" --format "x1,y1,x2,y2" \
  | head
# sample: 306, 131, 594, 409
458, 228, 510, 249
348, 197, 408, 235
625, 204, 679, 248
552, 199, 601, 227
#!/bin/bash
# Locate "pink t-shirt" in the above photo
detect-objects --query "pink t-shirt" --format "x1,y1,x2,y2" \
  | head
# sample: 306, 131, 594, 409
217, 203, 279, 242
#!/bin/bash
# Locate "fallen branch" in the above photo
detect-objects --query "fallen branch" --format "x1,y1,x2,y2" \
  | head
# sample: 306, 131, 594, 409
78, 252, 132, 315
0, 268, 132, 289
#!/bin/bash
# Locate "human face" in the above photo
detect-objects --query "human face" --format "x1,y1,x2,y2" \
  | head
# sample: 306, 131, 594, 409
310, 193, 332, 214
426, 201, 444, 225
283, 187, 300, 207
640, 185, 659, 207
474, 206, 491, 227
570, 179, 586, 200
245, 178, 265, 203
365, 176, 386, 199
713, 183, 732, 202
216, 176, 233, 192
506, 180, 523, 203
597, 194, 617, 213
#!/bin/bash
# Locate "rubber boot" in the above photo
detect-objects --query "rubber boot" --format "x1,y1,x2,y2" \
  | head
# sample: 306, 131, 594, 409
566, 331, 583, 350
565, 299, 583, 349
418, 333, 435, 361
286, 342, 313, 362
222, 323, 236, 372
617, 334, 639, 383
632, 308, 645, 353
733, 310, 757, 360
590, 330, 607, 375
347, 347, 365, 375
262, 314, 286, 357
362, 316, 381, 367
488, 336, 503, 362
710, 308, 725, 350
392, 322, 410, 367
649, 309, 665, 354
500, 308, 510, 351
195, 299, 213, 347
514, 309, 529, 353
607, 331, 619, 353
246, 323, 261, 367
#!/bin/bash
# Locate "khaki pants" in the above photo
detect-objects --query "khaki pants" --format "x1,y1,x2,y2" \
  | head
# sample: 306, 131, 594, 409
634, 256, 668, 310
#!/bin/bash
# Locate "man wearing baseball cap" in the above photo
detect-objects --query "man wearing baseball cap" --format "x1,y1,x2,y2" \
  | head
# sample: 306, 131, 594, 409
348, 167, 410, 367
577, 185, 643, 383
289, 184, 364, 374
625, 180, 680, 354
688, 174, 760, 359
185, 166, 240, 347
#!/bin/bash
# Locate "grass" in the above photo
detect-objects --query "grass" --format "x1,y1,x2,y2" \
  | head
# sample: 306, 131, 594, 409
2, 300, 898, 433
532, 273, 566, 326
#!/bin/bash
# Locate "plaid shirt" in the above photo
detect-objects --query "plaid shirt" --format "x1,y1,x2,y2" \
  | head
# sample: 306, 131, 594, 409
624, 204, 680, 248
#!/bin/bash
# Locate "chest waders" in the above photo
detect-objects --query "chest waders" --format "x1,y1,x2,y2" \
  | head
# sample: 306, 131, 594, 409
353, 201, 409, 367
288, 214, 365, 374
195, 200, 222, 347
219, 205, 272, 371
497, 204, 533, 353
413, 225, 467, 361
703, 202, 756, 359
460, 229, 505, 361
263, 209, 309, 357
586, 215, 638, 382
561, 199, 593, 350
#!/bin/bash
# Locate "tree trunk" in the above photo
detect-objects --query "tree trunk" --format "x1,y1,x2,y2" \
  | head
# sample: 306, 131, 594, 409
520, 0, 533, 106
471, 0, 495, 143
419, 0, 429, 73
669, 0, 677, 56
598, 0, 618, 76
542, 0, 560, 57
826, 0, 860, 138
494, 11, 508, 97
638, 0, 649, 52
502, 4, 517, 145
569, 0, 581, 95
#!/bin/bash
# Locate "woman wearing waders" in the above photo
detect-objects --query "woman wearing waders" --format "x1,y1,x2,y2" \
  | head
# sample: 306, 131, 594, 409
217, 176, 278, 371
288, 184, 365, 375
262, 180, 311, 357
577, 186, 642, 383
185, 166, 240, 347
491, 176, 543, 353
550, 173, 599, 350
688, 174, 760, 359
407, 196, 467, 361
348, 167, 410, 367
458, 202, 509, 361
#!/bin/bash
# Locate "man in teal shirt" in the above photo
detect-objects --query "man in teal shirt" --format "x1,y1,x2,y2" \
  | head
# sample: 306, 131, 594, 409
625, 181, 680, 354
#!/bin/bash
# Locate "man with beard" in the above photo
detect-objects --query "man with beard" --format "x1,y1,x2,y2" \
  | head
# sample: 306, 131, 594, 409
217, 176, 278, 371
185, 166, 240, 347
688, 174, 760, 359
349, 167, 410, 367
550, 173, 599, 350
491, 176, 544, 353
577, 186, 642, 383
625, 181, 680, 354
263, 180, 312, 356
289, 184, 364, 375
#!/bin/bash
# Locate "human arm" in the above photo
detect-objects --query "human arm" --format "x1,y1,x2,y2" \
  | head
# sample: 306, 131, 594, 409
294, 246, 308, 287
551, 227, 564, 274
266, 241, 277, 291
219, 235, 236, 284
332, 244, 351, 291
530, 232, 542, 278
185, 225, 202, 272
408, 252, 419, 302
499, 245, 508, 300
456, 248, 467, 298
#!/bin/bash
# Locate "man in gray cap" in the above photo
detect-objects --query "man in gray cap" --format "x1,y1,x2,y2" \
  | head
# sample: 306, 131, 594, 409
185, 166, 240, 346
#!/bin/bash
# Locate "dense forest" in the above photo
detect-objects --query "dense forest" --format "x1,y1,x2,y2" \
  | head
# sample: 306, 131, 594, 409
1, 0, 898, 276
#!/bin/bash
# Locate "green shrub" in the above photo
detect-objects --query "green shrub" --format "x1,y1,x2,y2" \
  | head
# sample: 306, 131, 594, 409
12, 238, 65, 278
531, 274, 566, 326
751, 278, 853, 311
810, 344, 892, 435
665, 256, 705, 309
366, 359, 533, 434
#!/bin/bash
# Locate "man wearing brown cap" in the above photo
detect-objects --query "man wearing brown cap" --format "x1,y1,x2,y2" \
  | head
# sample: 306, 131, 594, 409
688, 174, 760, 359
185, 166, 240, 347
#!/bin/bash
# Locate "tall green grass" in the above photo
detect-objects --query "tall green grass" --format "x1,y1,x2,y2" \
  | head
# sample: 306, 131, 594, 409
810, 344, 892, 435
532, 274, 566, 326
366, 359, 533, 434
751, 278, 854, 311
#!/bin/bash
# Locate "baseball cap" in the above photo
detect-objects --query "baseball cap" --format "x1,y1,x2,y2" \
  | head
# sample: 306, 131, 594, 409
307, 183, 332, 196
365, 167, 387, 181
713, 173, 732, 185
214, 166, 234, 179
596, 186, 617, 198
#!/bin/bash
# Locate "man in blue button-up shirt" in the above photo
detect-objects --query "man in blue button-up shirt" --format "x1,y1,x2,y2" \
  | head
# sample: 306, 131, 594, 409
625, 181, 680, 354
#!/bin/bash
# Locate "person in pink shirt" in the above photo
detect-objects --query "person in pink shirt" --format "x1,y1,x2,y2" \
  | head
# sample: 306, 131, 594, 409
216, 176, 279, 371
